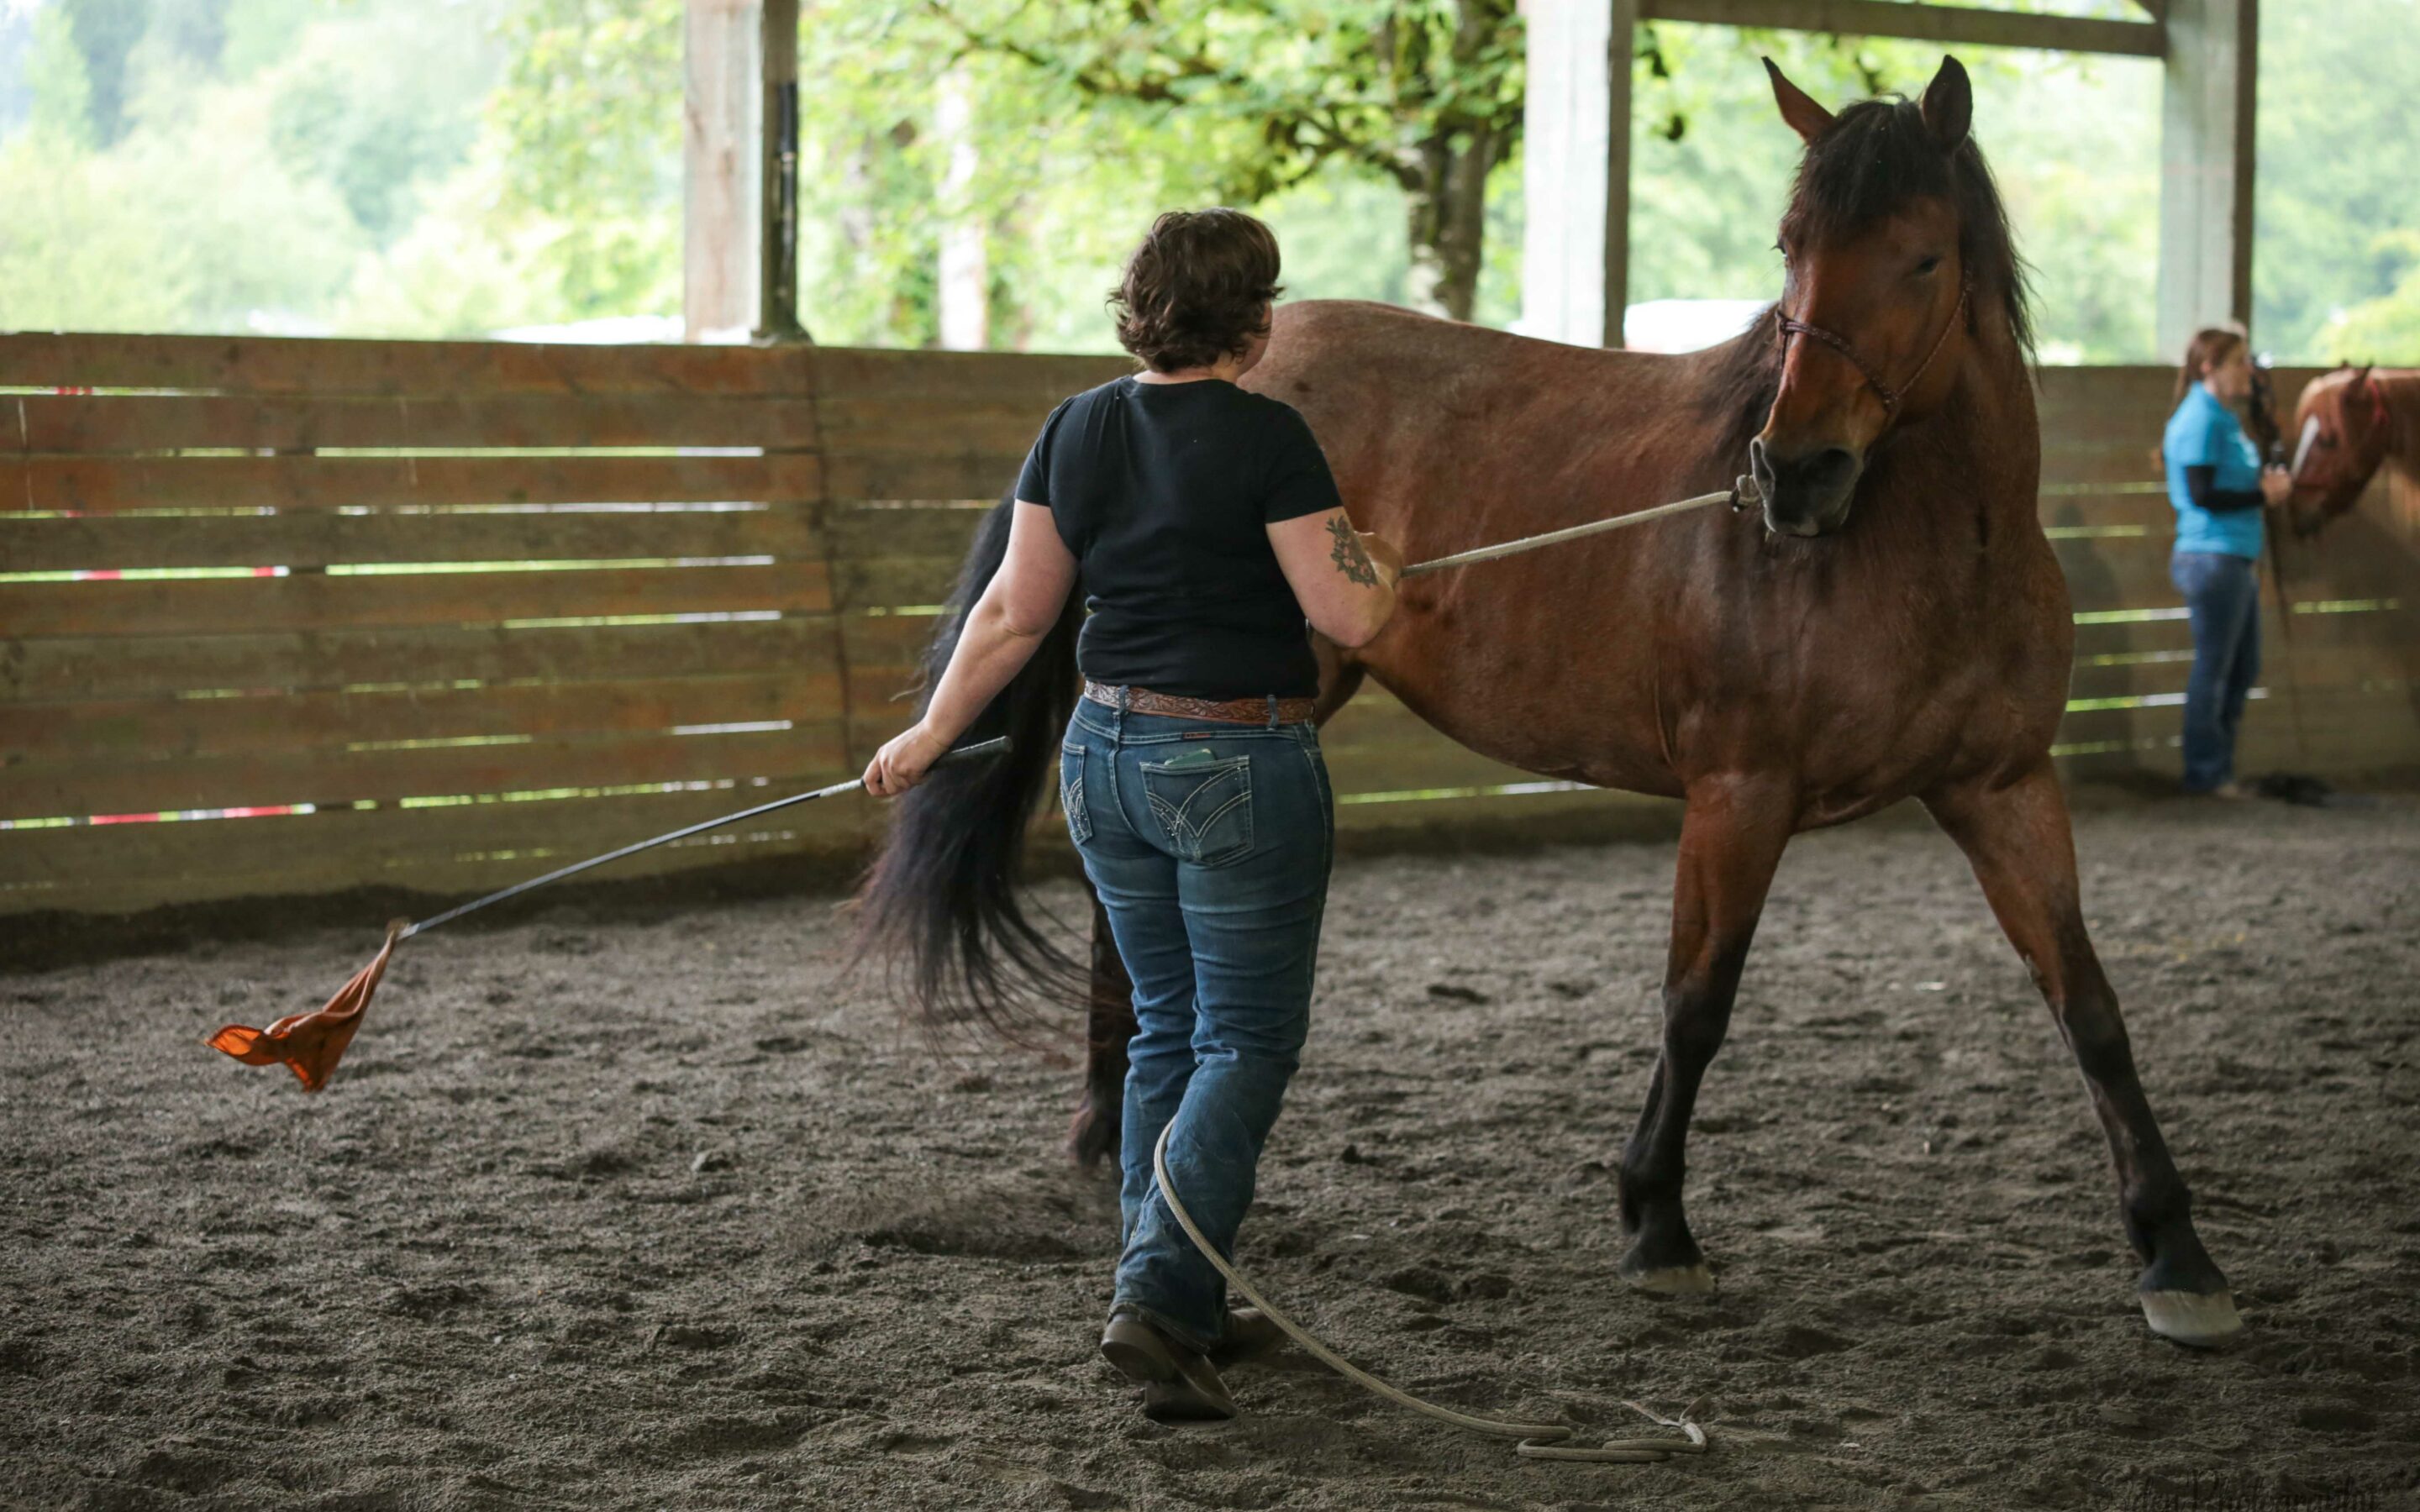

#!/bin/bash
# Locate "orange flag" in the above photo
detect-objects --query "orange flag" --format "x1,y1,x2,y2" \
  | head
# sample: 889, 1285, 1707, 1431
207, 919, 406, 1092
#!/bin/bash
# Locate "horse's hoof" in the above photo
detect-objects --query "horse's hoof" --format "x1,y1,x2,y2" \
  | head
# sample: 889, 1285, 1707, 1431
1623, 1261, 1717, 1297
1065, 1105, 1119, 1171
2140, 1289, 2244, 1348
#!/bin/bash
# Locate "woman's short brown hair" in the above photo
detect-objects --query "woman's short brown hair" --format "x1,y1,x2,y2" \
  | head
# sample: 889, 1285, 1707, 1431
2174, 324, 2247, 407
1110, 208, 1283, 373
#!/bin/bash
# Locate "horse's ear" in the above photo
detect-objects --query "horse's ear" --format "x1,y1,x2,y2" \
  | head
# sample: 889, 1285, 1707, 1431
1764, 57, 1834, 143
1921, 55, 1973, 154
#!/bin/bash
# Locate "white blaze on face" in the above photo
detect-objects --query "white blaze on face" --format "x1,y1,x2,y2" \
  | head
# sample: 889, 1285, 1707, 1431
2291, 415, 2322, 480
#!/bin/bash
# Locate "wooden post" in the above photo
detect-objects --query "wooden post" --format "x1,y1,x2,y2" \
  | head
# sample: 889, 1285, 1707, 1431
756, 0, 807, 343
684, 0, 757, 344
934, 69, 988, 351
2157, 0, 2255, 358
1519, 0, 1635, 348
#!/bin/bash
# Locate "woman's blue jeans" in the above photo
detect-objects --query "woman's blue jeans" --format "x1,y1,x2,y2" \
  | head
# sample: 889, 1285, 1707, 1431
1060, 696, 1334, 1355
2170, 550, 2262, 792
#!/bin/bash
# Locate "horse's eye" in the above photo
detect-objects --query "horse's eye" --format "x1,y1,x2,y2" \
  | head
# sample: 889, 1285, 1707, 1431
2318, 433, 2338, 449
1915, 255, 1943, 276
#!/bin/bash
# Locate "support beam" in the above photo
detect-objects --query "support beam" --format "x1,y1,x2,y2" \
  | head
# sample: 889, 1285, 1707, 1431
1638, 0, 2165, 57
683, 0, 757, 344
2156, 0, 2256, 356
934, 69, 988, 351
755, 0, 807, 343
1520, 0, 1635, 348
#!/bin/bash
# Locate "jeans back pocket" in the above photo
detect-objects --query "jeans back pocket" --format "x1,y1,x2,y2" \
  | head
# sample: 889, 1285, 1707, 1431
1060, 742, 1093, 845
1139, 753, 1253, 865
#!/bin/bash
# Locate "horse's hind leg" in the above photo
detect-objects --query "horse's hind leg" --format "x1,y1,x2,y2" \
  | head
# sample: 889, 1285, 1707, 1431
1618, 777, 1793, 1295
1069, 886, 1137, 1168
1925, 764, 2241, 1347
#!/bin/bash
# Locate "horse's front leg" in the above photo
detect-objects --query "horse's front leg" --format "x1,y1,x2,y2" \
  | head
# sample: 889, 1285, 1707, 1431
1618, 776, 1794, 1294
1924, 763, 2241, 1347
1068, 886, 1136, 1169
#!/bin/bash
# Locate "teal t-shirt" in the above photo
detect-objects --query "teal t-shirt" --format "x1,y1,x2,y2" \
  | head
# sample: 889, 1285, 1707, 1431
2162, 383, 2265, 560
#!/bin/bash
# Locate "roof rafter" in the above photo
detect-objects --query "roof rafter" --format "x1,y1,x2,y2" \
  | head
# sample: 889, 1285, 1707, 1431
1638, 0, 2165, 58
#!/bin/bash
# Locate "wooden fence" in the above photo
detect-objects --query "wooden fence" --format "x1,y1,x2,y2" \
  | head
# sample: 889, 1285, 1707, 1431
3, 336, 2415, 917
2035, 366, 2420, 782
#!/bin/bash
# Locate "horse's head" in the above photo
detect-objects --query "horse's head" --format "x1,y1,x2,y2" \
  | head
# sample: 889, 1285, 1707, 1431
1749, 56, 2013, 538
2283, 365, 2390, 537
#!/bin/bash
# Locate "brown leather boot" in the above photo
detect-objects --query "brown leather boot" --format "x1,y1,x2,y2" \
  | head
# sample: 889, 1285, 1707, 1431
1207, 1307, 1286, 1369
1099, 1310, 1236, 1423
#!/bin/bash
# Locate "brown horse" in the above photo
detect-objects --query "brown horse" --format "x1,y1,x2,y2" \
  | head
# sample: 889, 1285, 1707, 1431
855, 55, 2241, 1347
2287, 365, 2420, 534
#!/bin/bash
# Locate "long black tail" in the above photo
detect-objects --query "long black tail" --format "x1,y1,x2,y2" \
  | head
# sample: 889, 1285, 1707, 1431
850, 497, 1085, 1035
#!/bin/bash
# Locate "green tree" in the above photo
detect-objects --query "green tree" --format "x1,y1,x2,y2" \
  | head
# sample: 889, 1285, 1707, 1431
487, 0, 683, 317
58, 0, 154, 145
2323, 231, 2420, 362
913, 0, 1523, 323
2254, 0, 2420, 362
260, 3, 502, 244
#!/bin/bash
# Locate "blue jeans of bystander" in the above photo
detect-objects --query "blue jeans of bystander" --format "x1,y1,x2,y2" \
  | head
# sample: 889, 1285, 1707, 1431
2170, 550, 2261, 792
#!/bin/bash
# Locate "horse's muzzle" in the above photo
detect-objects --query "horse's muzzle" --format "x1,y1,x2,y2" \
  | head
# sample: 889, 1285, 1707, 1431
1749, 438, 1861, 538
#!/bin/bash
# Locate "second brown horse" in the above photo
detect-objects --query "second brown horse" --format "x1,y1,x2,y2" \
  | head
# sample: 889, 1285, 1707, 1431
855, 55, 2242, 1347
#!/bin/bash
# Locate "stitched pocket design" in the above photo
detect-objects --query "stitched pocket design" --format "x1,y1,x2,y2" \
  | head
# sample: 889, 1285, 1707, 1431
1139, 753, 1253, 865
1060, 743, 1092, 846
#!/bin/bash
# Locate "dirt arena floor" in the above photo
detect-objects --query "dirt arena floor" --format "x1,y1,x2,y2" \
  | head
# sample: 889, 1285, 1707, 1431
4, 795, 2417, 1511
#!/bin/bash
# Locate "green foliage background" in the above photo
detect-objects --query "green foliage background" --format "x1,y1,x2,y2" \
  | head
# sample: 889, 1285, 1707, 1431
0, 0, 2413, 363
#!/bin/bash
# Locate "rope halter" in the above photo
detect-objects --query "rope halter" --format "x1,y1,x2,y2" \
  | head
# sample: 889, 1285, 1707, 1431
1773, 273, 1975, 420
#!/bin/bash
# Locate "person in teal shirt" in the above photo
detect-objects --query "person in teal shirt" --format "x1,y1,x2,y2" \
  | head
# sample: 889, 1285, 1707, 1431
2160, 327, 2291, 796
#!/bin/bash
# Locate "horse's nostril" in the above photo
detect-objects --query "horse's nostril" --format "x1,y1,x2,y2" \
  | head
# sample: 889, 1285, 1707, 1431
1806, 447, 1860, 488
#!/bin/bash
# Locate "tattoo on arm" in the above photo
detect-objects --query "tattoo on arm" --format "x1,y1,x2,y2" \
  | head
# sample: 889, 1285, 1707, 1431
1326, 517, 1377, 586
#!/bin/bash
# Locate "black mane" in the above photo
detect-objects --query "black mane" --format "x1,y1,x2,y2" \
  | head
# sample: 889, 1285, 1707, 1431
1703, 94, 2035, 457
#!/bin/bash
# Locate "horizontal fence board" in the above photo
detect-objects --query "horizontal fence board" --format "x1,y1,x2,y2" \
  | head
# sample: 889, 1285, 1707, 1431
1, 454, 824, 513
804, 348, 1127, 404
2068, 643, 2417, 701
2054, 683, 2420, 744
1, 725, 845, 823
2070, 603, 2417, 663
2036, 367, 2180, 417
0, 332, 811, 397
825, 502, 992, 558
0, 562, 831, 638
2039, 441, 2164, 486
822, 453, 1028, 505
15, 394, 822, 454
3, 671, 837, 766
839, 612, 944, 697
1, 785, 876, 915
3, 616, 843, 703
836, 555, 974, 612
0, 501, 822, 575
825, 503, 987, 609
814, 404, 1059, 459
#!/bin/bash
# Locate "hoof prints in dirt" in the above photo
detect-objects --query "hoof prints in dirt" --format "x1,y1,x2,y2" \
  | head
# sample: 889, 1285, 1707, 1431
854, 1194, 1085, 1262
6, 801, 2419, 1510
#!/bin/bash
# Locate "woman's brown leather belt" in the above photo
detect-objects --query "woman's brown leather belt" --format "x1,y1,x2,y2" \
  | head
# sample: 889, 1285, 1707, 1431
1082, 680, 1318, 726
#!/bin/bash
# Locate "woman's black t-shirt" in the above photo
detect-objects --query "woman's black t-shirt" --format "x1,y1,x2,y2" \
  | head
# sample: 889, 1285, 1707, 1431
1014, 375, 1342, 700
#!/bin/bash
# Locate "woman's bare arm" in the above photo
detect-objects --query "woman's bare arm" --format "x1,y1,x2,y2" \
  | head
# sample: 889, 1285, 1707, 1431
863, 502, 1076, 795
1269, 509, 1401, 648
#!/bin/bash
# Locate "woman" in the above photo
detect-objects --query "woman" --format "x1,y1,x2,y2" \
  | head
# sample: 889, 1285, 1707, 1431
2161, 326, 2292, 797
860, 208, 1402, 1422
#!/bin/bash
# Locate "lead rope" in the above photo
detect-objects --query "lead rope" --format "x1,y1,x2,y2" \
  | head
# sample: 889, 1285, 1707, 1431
1150, 1125, 1710, 1464
1398, 480, 1755, 579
